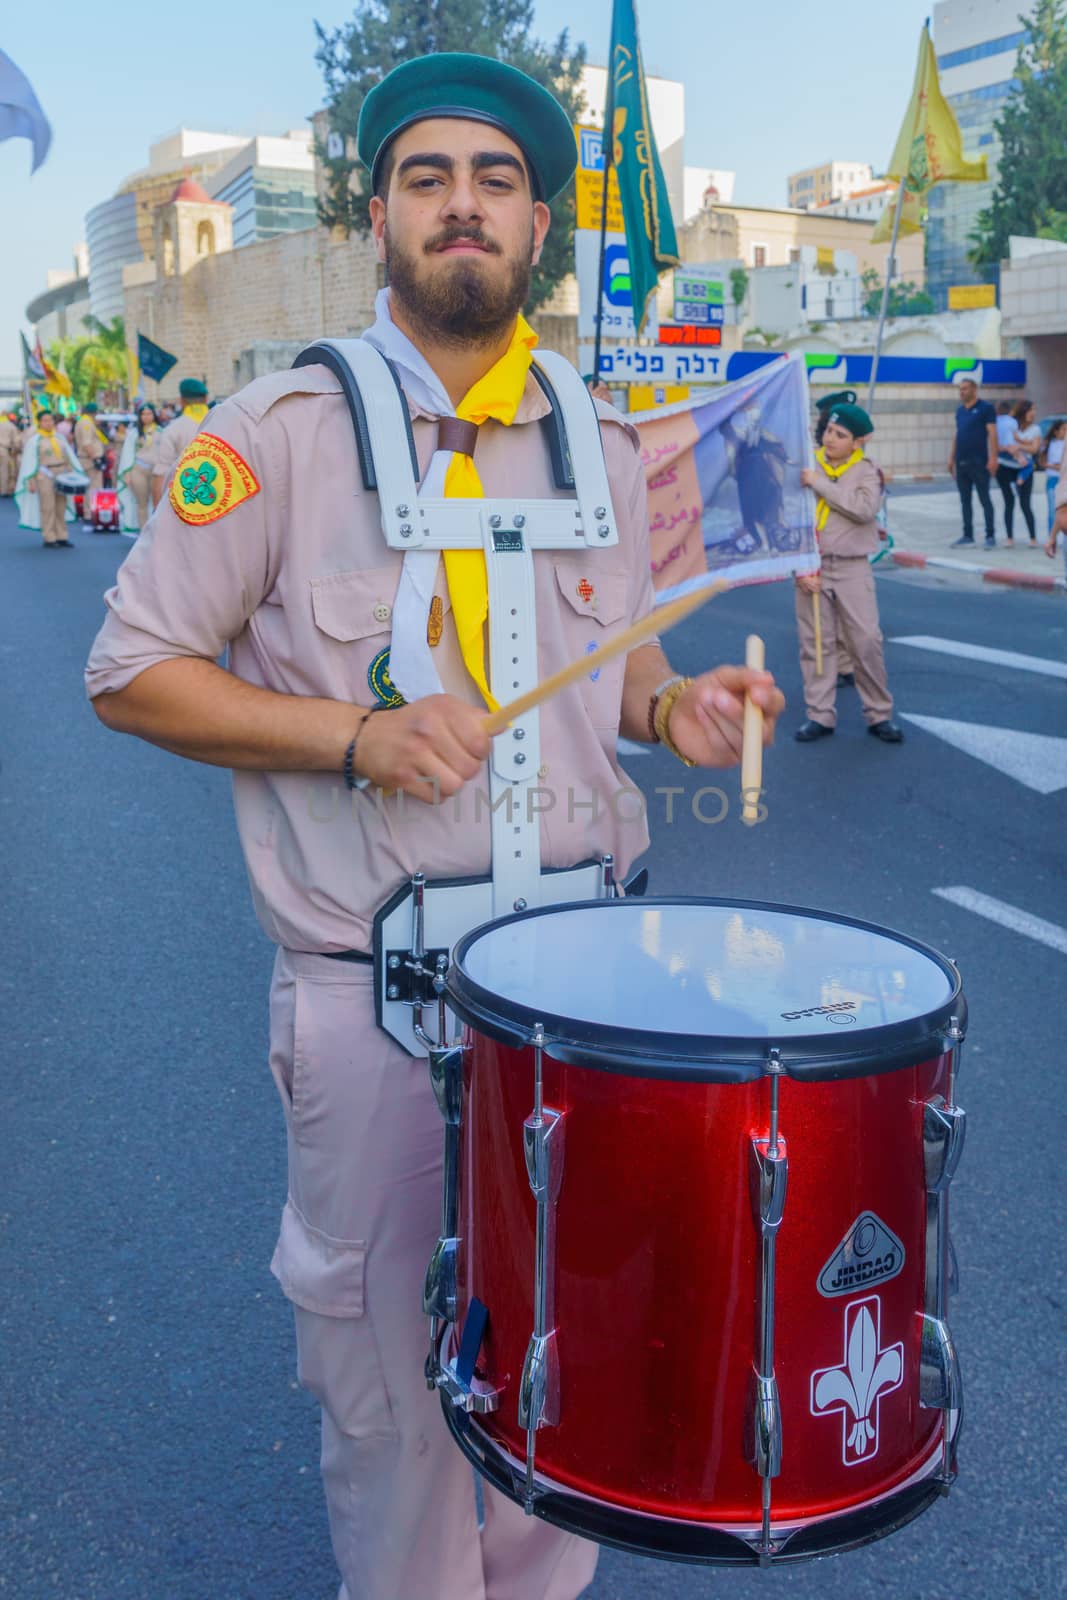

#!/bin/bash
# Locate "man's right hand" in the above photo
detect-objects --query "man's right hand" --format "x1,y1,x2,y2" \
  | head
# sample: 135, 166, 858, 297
354, 694, 491, 802
947, 460, 955, 478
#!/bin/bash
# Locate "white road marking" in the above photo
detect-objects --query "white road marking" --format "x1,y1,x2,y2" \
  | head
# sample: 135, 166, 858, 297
933, 887, 1067, 956
891, 635, 1067, 680
901, 714, 1067, 794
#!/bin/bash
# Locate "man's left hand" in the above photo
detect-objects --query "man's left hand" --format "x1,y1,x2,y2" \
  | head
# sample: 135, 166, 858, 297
667, 668, 785, 767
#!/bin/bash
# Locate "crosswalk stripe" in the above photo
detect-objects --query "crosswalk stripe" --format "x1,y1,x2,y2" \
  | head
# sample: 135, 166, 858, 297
891, 635, 1067, 680
932, 887, 1067, 956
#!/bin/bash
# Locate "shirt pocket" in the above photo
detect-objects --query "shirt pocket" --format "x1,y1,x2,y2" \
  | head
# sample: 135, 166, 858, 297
552, 560, 631, 727
309, 564, 403, 703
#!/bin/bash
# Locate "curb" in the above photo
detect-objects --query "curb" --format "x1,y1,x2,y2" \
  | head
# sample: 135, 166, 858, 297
890, 549, 1066, 591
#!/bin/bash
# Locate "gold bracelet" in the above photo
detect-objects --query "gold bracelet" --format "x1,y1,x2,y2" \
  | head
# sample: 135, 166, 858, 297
653, 675, 695, 766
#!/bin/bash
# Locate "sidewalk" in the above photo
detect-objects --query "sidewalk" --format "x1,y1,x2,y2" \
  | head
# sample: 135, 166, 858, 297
883, 474, 1065, 592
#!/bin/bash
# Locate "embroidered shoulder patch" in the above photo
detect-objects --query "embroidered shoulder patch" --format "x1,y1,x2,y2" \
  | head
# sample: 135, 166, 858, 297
169, 432, 260, 525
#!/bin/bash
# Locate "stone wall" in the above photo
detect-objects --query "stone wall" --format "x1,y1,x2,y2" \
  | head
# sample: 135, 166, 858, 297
124, 227, 382, 399
810, 383, 1020, 477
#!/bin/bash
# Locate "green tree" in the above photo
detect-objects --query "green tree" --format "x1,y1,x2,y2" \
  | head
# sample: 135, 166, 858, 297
729, 266, 749, 315
860, 267, 935, 318
969, 0, 1067, 268
47, 314, 128, 407
314, 2, 587, 313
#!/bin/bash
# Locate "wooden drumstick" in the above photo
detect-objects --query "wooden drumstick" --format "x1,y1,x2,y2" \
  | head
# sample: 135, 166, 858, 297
813, 589, 823, 677
741, 634, 765, 827
483, 579, 728, 737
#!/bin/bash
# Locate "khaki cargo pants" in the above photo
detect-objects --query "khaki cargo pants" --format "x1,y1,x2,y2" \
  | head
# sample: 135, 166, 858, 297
268, 948, 599, 1600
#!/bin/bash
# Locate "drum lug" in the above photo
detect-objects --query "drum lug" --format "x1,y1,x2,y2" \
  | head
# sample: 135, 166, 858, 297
919, 1314, 963, 1410
437, 1358, 503, 1415
518, 1331, 560, 1431
923, 1101, 966, 1192
423, 1040, 467, 1377
745, 1373, 783, 1480
423, 1236, 459, 1323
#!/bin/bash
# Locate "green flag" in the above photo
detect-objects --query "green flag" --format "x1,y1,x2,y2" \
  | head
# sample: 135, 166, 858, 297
603, 0, 679, 336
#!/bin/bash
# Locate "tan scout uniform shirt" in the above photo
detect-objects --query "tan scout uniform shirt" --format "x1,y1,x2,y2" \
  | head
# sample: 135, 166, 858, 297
0, 417, 18, 453
811, 456, 882, 556
152, 409, 207, 484
74, 414, 107, 462
86, 365, 655, 955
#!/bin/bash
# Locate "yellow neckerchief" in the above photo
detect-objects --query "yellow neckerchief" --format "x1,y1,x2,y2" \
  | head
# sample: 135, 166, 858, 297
38, 428, 63, 462
814, 445, 864, 532
441, 315, 538, 711
182, 402, 209, 424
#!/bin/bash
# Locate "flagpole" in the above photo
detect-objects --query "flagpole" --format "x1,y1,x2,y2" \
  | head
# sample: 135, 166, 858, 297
867, 177, 907, 409
593, 125, 613, 384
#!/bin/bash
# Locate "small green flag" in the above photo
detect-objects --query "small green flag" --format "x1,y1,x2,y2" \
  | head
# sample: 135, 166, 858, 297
603, 0, 680, 336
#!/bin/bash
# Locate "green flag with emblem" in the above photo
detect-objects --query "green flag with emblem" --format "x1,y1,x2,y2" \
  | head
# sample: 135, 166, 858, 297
603, 0, 680, 336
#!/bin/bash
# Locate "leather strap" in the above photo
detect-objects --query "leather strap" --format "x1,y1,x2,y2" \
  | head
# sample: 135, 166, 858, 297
436, 416, 479, 457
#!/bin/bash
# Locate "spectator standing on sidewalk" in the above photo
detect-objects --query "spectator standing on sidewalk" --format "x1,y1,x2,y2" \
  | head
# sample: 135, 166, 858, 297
1041, 418, 1065, 533
1007, 400, 1041, 545
949, 377, 998, 548
1046, 470, 1067, 577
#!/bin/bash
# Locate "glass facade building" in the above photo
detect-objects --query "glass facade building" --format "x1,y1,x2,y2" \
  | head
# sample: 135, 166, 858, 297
211, 165, 317, 248
85, 191, 143, 323
926, 1, 1024, 310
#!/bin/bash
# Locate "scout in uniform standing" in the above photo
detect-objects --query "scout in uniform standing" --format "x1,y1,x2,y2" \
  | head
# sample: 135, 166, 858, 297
117, 402, 162, 532
86, 54, 784, 1600
795, 400, 902, 743
74, 401, 109, 498
0, 411, 20, 496
15, 408, 80, 547
151, 378, 210, 506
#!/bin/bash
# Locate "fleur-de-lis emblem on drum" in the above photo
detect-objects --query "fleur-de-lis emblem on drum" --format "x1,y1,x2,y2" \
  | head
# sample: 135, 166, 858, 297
810, 1295, 903, 1466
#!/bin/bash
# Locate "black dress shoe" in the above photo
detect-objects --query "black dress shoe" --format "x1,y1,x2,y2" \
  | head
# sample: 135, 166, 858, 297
56, 539, 74, 548
795, 720, 834, 742
868, 720, 904, 743
836, 671, 855, 688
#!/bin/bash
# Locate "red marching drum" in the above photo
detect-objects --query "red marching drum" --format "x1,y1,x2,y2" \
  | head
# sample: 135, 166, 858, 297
423, 897, 966, 1565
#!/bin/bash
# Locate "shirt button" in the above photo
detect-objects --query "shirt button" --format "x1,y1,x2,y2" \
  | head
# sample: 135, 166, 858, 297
538, 764, 549, 779
373, 603, 392, 623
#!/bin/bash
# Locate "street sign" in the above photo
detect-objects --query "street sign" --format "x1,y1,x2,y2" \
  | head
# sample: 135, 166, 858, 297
581, 343, 724, 385
573, 125, 624, 233
576, 230, 658, 342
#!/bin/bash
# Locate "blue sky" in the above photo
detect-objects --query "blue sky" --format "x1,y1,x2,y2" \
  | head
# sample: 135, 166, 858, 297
2, 0, 929, 375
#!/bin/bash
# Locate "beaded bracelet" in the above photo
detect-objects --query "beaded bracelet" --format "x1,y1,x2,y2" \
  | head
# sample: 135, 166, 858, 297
343, 705, 387, 792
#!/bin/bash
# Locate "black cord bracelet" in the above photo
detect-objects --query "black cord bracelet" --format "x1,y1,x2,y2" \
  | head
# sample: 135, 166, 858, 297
343, 705, 387, 791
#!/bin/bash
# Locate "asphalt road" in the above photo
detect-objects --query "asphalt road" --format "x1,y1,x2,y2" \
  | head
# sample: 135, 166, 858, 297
2, 505, 1064, 1600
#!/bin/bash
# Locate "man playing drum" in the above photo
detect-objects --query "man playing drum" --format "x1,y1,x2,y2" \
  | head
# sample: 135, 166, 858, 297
85, 52, 783, 1600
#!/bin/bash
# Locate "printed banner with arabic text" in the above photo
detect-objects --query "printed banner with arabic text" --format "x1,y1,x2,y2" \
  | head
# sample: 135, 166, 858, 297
632, 354, 819, 599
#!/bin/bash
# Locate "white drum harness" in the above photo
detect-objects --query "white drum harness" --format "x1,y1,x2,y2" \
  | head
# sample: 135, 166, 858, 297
292, 341, 636, 1055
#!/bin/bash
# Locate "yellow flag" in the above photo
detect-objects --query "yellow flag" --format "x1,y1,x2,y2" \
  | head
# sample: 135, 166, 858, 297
126, 346, 140, 402
872, 186, 923, 243
885, 24, 987, 197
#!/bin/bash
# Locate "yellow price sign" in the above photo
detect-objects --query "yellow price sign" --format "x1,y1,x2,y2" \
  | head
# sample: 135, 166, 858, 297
948, 283, 996, 309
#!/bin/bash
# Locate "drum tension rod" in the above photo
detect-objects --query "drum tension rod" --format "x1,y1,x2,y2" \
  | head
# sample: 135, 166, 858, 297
748, 1048, 788, 1564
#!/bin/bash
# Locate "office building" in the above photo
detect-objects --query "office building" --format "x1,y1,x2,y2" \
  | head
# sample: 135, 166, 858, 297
206, 133, 316, 248
927, 0, 1025, 309
788, 161, 873, 212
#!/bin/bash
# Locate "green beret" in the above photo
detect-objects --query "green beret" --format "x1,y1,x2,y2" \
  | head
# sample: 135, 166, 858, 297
827, 401, 873, 438
82, 401, 99, 413
815, 389, 857, 412
179, 377, 208, 399
358, 53, 577, 203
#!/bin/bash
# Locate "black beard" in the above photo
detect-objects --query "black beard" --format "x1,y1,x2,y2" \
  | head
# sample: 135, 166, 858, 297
385, 225, 533, 349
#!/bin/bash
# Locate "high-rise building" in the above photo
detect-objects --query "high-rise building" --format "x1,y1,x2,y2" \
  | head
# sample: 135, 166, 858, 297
926, 0, 1026, 309
787, 161, 873, 212
205, 133, 316, 248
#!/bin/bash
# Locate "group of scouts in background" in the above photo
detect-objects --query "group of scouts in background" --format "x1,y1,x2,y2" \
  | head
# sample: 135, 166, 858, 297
5, 377, 209, 544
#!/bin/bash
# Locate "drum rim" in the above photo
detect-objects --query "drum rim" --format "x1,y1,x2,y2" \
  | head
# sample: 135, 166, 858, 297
447, 895, 965, 1083
442, 1397, 948, 1565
